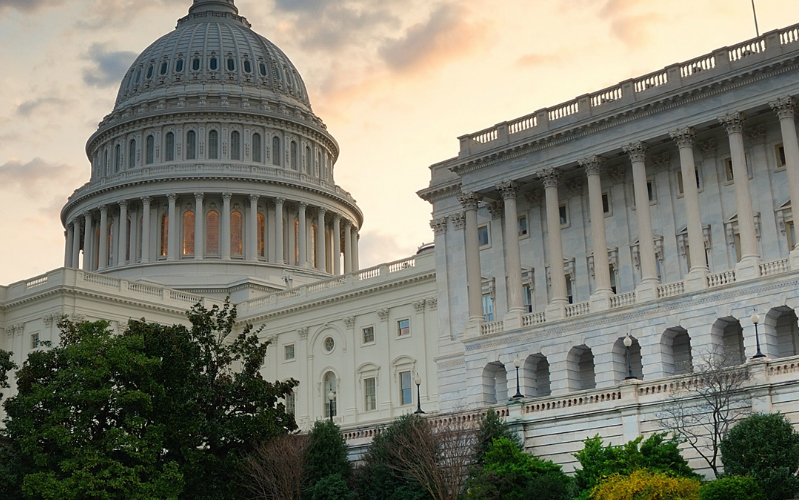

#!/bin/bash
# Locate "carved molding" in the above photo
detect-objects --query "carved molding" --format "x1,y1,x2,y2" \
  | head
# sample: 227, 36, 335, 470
426, 298, 438, 310
377, 308, 390, 321
537, 167, 560, 188
719, 111, 746, 134
578, 155, 604, 176
298, 327, 308, 339
343, 316, 355, 328
496, 180, 519, 200
669, 127, 695, 148
458, 192, 480, 211
451, 212, 466, 230
623, 141, 647, 163
430, 217, 448, 235
769, 95, 796, 120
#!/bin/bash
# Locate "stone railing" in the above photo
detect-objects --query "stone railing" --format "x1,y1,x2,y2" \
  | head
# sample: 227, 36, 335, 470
657, 281, 684, 299
524, 390, 623, 414
760, 257, 790, 277
565, 301, 590, 318
458, 24, 798, 157
480, 320, 504, 336
707, 270, 736, 288
522, 311, 546, 327
610, 291, 635, 308
25, 274, 49, 289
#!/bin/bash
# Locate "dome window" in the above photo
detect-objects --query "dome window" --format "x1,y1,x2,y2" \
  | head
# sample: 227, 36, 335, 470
160, 61, 168, 76
259, 62, 267, 77
252, 133, 262, 163
146, 64, 154, 80
227, 58, 235, 72
191, 57, 200, 71
176, 58, 184, 73
272, 136, 281, 166
208, 130, 219, 159
186, 130, 197, 160
128, 139, 137, 168
209, 57, 218, 71
243, 59, 252, 74
135, 69, 142, 84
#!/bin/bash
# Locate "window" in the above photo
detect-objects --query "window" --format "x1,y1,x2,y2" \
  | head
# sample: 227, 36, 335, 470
192, 57, 200, 71
259, 62, 268, 76
284, 344, 295, 361
165, 132, 175, 162
135, 68, 141, 84
724, 158, 734, 182
306, 145, 312, 174
209, 56, 218, 71
231, 210, 243, 256
523, 284, 532, 313
602, 192, 610, 214
323, 371, 337, 418
160, 213, 168, 257
30, 333, 39, 349
272, 136, 281, 166
160, 61, 168, 76
226, 57, 235, 72
146, 135, 155, 164
566, 277, 573, 304
397, 319, 410, 337
208, 130, 219, 159
631, 178, 656, 207
146, 64, 154, 79
175, 58, 184, 73
482, 293, 494, 321
252, 133, 262, 163
364, 377, 377, 411
609, 265, 617, 294
182, 210, 195, 256
125, 217, 131, 262
478, 225, 490, 247
290, 140, 298, 169
285, 390, 295, 415
104, 150, 109, 176
107, 222, 115, 266
243, 59, 252, 73
206, 210, 219, 255
786, 220, 796, 250
677, 168, 701, 195
399, 371, 412, 406
362, 326, 375, 344
775, 143, 786, 169
114, 144, 121, 172
559, 204, 569, 226
186, 130, 196, 160
518, 215, 528, 237
230, 131, 241, 160
324, 336, 335, 352
257, 213, 265, 257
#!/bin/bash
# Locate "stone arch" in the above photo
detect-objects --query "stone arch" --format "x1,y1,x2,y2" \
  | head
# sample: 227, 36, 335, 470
612, 336, 643, 383
567, 345, 595, 391
321, 369, 339, 419
764, 306, 799, 358
662, 327, 693, 376
711, 316, 745, 366
309, 323, 347, 355
522, 353, 551, 397
481, 361, 507, 404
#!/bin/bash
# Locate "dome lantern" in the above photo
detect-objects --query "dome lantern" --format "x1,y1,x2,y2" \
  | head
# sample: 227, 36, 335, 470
188, 0, 238, 15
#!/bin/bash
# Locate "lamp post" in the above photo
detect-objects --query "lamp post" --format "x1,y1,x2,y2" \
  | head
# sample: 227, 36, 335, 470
750, 311, 766, 359
512, 355, 524, 399
414, 373, 425, 414
327, 390, 335, 422
623, 335, 637, 380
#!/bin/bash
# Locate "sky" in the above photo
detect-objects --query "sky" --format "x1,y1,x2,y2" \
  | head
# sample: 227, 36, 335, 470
0, 0, 796, 285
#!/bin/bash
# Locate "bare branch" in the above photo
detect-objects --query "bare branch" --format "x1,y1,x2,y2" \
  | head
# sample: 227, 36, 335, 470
240, 434, 308, 500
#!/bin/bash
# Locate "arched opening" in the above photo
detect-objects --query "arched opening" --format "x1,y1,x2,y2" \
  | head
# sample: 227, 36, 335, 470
567, 345, 595, 391
765, 306, 799, 358
128, 138, 136, 168
290, 140, 298, 170
230, 210, 243, 257
107, 222, 115, 267
613, 336, 643, 382
206, 210, 219, 255
182, 210, 195, 256
662, 327, 693, 376
323, 371, 337, 419
306, 145, 312, 175
208, 130, 219, 159
252, 133, 262, 163
114, 144, 121, 172
522, 353, 551, 397
165, 132, 175, 162
186, 130, 197, 160
230, 131, 241, 161
272, 136, 280, 166
711, 317, 745, 366
146, 135, 155, 165
481, 361, 508, 404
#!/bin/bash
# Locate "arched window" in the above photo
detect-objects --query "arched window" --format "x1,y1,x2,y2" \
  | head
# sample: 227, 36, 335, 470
160, 61, 168, 76
175, 58, 184, 73
209, 56, 218, 71
114, 144, 121, 172
257, 212, 265, 257
522, 354, 551, 397
146, 135, 155, 164
146, 64, 154, 80
160, 213, 169, 257
243, 59, 252, 74
662, 327, 693, 376
290, 141, 298, 170
186, 130, 197, 160
323, 371, 337, 418
252, 133, 262, 163
231, 210, 243, 256
208, 130, 219, 159
107, 222, 115, 267
482, 362, 507, 404
306, 146, 312, 175
129, 139, 137, 168
230, 131, 241, 161
182, 210, 195, 256
311, 224, 317, 268
192, 56, 201, 72
104, 150, 109, 176
227, 57, 235, 72
206, 210, 219, 255
125, 217, 131, 263
613, 336, 643, 382
165, 132, 175, 162
272, 136, 281, 166
567, 345, 595, 391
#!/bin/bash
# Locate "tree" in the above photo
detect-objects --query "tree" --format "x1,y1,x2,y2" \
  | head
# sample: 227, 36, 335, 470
241, 434, 307, 500
573, 433, 698, 500
699, 476, 766, 500
0, 349, 16, 403
590, 469, 701, 500
303, 420, 353, 499
310, 473, 356, 500
473, 408, 521, 466
720, 413, 799, 500
657, 349, 751, 477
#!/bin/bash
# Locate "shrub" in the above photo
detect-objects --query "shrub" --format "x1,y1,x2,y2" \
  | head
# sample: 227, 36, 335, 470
473, 408, 522, 465
590, 469, 701, 500
311, 474, 356, 500
699, 476, 766, 500
303, 420, 352, 499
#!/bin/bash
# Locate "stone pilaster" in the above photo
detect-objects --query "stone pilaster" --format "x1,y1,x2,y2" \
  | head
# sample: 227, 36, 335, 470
71, 219, 81, 268
141, 197, 151, 263
194, 193, 204, 259
333, 214, 341, 275
274, 197, 285, 264
343, 220, 352, 273
298, 203, 308, 267
221, 193, 232, 260
98, 205, 109, 270
316, 208, 327, 271
118, 200, 128, 267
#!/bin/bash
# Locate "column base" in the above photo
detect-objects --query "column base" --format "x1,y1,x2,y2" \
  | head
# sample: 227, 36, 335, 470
503, 310, 524, 331
589, 290, 612, 313
545, 301, 567, 321
735, 256, 761, 281
684, 268, 709, 292
634, 279, 658, 303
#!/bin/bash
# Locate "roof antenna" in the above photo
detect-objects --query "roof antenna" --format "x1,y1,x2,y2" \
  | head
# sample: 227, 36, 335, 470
750, 0, 760, 37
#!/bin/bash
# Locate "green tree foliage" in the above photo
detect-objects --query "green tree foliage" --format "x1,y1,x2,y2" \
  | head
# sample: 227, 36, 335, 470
466, 437, 572, 500
699, 476, 766, 500
473, 408, 522, 466
1, 302, 297, 500
311, 473, 357, 500
573, 433, 699, 500
720, 413, 799, 500
0, 348, 16, 402
590, 469, 701, 500
303, 420, 353, 499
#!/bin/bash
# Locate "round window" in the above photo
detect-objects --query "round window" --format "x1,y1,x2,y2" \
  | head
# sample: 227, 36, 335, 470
324, 337, 335, 352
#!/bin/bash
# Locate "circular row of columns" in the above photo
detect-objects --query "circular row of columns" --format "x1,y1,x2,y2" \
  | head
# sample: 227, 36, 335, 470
459, 97, 798, 327
64, 193, 360, 276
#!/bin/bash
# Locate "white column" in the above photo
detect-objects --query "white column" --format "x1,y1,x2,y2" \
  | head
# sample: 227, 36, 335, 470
352, 230, 360, 272
98, 205, 109, 271
580, 155, 613, 310
64, 222, 74, 268
497, 182, 524, 327
118, 200, 128, 267
719, 112, 760, 278
538, 168, 567, 319
222, 193, 232, 260
141, 197, 151, 263
248, 195, 259, 261
343, 220, 352, 274
274, 198, 285, 264
459, 192, 484, 329
670, 127, 708, 290
71, 220, 81, 268
316, 208, 326, 271
167, 194, 178, 261
623, 142, 658, 300
83, 212, 93, 271
333, 214, 341, 275
194, 193, 204, 259
770, 97, 799, 251
298, 203, 308, 267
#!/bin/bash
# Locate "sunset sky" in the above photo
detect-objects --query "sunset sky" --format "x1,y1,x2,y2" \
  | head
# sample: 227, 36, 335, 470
0, 0, 796, 285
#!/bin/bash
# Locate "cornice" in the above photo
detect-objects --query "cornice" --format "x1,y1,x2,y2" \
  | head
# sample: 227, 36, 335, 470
417, 181, 462, 203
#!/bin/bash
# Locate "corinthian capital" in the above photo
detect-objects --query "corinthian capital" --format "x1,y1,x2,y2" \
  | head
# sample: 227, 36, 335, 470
537, 168, 560, 188
669, 127, 695, 148
718, 112, 746, 134
429, 216, 448, 235
622, 142, 647, 163
770, 96, 796, 120
496, 180, 519, 200
578, 155, 604, 176
458, 192, 480, 211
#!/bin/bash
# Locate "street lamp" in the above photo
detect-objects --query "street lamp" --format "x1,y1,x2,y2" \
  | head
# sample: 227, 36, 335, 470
512, 355, 524, 399
327, 390, 335, 422
750, 311, 766, 359
623, 335, 637, 380
414, 373, 425, 414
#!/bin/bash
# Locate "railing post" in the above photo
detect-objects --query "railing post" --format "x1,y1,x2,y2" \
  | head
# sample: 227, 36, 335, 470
458, 135, 471, 157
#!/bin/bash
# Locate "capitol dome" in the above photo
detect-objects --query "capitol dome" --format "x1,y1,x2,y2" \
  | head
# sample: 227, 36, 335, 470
60, 0, 363, 295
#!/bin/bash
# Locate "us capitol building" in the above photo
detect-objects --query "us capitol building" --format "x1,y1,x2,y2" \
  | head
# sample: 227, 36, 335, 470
1, 0, 797, 475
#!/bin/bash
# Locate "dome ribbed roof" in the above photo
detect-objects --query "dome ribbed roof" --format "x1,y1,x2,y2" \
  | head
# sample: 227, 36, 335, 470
113, 0, 311, 112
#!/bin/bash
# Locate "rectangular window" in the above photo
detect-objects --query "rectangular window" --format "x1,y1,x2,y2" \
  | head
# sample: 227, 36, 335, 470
400, 371, 412, 406
285, 391, 295, 415
609, 265, 617, 294
734, 232, 742, 262
787, 220, 797, 249
559, 204, 569, 226
30, 333, 39, 349
482, 293, 494, 322
678, 168, 702, 195
647, 180, 655, 202
775, 144, 786, 169
478, 225, 490, 247
362, 326, 375, 344
724, 158, 734, 182
523, 284, 532, 313
601, 192, 610, 214
566, 278, 573, 304
364, 377, 377, 411
397, 319, 410, 337
284, 344, 295, 361
518, 215, 528, 237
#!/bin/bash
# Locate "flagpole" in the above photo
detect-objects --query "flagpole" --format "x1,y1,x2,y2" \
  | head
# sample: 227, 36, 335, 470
751, 0, 760, 37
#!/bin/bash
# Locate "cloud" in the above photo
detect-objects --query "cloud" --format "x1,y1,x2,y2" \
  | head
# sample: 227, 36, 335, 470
0, 158, 82, 197
0, 0, 63, 12
16, 97, 70, 117
357, 229, 420, 269
515, 52, 564, 68
82, 43, 137, 88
